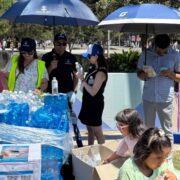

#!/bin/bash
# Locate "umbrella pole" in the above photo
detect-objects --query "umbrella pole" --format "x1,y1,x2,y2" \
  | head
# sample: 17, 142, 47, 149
53, 17, 55, 36
144, 24, 148, 65
178, 82, 180, 131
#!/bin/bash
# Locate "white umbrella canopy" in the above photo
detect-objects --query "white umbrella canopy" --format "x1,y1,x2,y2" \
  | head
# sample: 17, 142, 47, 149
98, 3, 180, 34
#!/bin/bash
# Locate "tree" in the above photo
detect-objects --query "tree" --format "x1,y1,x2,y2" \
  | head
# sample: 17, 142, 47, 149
1, 0, 180, 49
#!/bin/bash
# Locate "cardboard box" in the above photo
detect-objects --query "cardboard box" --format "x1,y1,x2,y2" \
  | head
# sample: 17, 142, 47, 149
72, 141, 127, 180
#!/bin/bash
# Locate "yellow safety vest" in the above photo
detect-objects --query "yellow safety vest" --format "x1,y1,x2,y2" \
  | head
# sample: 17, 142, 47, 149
8, 55, 45, 91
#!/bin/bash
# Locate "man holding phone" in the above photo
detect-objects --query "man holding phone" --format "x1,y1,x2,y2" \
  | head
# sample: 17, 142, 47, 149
137, 34, 180, 143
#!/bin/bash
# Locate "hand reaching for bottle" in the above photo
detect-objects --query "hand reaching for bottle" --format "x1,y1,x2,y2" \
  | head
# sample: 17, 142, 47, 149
48, 60, 58, 74
76, 73, 85, 82
163, 169, 177, 180
50, 60, 58, 70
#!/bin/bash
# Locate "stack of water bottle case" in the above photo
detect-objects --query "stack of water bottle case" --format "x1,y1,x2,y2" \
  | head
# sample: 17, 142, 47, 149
0, 90, 73, 180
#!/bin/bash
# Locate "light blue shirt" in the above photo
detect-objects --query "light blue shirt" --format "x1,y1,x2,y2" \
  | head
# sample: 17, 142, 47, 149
137, 48, 180, 103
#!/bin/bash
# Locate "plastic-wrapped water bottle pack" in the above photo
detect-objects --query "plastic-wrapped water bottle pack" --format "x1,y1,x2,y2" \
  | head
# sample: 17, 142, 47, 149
0, 90, 69, 131
0, 91, 72, 148
29, 94, 69, 131
0, 91, 73, 180
41, 145, 64, 180
0, 90, 42, 126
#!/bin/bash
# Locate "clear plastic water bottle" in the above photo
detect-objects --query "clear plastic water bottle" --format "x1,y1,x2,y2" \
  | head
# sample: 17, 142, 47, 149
58, 111, 69, 132
75, 62, 84, 92
51, 77, 58, 95
75, 62, 84, 76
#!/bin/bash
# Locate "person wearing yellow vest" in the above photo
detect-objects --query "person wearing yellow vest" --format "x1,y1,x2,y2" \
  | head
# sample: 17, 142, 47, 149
1, 37, 48, 93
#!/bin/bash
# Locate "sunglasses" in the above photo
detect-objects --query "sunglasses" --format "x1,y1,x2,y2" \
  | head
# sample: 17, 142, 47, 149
116, 123, 129, 130
55, 43, 67, 46
21, 51, 34, 55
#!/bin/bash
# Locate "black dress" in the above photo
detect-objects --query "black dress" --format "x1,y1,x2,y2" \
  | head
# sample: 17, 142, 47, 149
78, 67, 108, 126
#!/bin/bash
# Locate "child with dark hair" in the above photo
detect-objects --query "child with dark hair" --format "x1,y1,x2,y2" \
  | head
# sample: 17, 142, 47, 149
118, 127, 177, 180
103, 108, 144, 164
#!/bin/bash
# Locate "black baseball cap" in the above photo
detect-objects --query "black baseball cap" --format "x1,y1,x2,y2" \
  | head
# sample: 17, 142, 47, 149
20, 37, 36, 52
54, 33, 67, 42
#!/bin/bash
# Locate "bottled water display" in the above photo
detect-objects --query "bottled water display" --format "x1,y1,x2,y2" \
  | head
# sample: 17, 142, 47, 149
0, 90, 43, 125
0, 91, 69, 132
0, 91, 72, 180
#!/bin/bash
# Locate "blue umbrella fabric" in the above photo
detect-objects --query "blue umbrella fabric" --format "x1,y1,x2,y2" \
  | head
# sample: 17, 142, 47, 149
98, 3, 180, 33
1, 0, 99, 26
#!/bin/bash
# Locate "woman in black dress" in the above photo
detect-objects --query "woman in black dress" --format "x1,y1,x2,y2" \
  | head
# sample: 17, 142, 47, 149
78, 44, 108, 145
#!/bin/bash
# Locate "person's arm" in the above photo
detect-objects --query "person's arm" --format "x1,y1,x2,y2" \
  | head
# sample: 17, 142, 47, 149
137, 69, 149, 81
47, 60, 58, 75
0, 56, 11, 90
39, 78, 48, 91
40, 65, 49, 92
136, 51, 149, 81
0, 71, 9, 90
42, 54, 57, 75
34, 78, 48, 94
103, 152, 121, 164
160, 70, 180, 82
163, 169, 177, 180
81, 71, 106, 96
162, 52, 180, 82
73, 72, 78, 93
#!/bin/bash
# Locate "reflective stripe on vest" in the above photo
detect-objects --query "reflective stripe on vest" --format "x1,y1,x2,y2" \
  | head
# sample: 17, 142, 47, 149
8, 55, 45, 91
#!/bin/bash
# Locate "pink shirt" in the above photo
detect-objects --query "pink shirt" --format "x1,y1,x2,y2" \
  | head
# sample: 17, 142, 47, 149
116, 135, 138, 157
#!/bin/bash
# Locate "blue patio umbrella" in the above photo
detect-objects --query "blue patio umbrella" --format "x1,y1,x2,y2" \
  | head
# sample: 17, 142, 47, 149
99, 3, 180, 64
98, 3, 180, 33
1, 0, 99, 26
100, 3, 180, 133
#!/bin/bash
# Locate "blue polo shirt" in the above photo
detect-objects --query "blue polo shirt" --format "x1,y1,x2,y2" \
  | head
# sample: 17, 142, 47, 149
137, 48, 180, 103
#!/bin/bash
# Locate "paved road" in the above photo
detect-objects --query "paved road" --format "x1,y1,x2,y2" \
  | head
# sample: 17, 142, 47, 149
4, 45, 141, 55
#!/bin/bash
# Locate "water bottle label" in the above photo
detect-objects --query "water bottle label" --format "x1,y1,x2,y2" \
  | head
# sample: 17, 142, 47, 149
52, 83, 58, 88
52, 77, 58, 94
88, 76, 94, 85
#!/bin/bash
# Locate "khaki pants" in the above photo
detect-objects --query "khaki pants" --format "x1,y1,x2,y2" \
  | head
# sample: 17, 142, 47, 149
143, 100, 173, 142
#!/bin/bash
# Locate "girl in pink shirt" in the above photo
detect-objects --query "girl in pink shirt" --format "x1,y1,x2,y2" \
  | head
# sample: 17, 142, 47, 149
103, 108, 144, 163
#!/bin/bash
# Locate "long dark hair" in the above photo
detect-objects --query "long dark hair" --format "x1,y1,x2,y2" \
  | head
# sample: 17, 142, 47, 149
115, 108, 144, 138
133, 127, 171, 161
18, 52, 38, 73
97, 54, 108, 70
